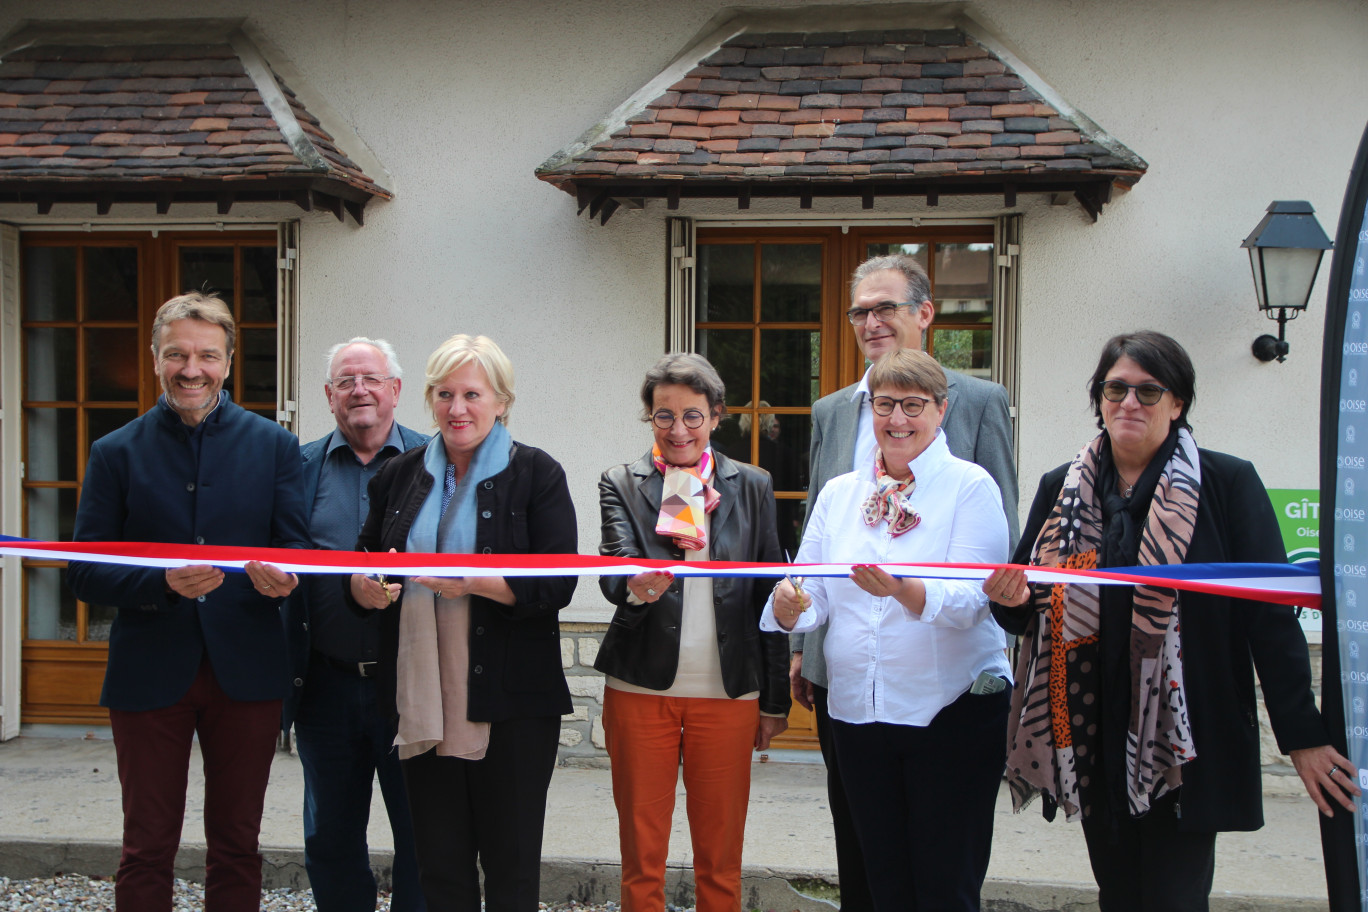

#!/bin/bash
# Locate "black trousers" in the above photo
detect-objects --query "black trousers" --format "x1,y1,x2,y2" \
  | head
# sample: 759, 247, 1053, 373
830, 686, 1009, 912
1081, 789, 1216, 912
400, 716, 560, 912
812, 684, 875, 912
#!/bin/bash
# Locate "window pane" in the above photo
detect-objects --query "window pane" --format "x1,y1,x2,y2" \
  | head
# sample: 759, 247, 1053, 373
931, 327, 993, 378
88, 408, 138, 449
25, 327, 78, 401
760, 244, 821, 322
26, 565, 76, 642
25, 488, 77, 542
23, 247, 77, 321
239, 328, 278, 404
241, 246, 277, 322
86, 328, 140, 400
935, 243, 993, 323
775, 498, 805, 562
758, 413, 810, 495
87, 602, 117, 642
697, 245, 754, 322
180, 247, 234, 301
865, 242, 928, 269
84, 247, 139, 320
759, 330, 820, 407
25, 408, 76, 481
711, 415, 752, 466
695, 329, 751, 408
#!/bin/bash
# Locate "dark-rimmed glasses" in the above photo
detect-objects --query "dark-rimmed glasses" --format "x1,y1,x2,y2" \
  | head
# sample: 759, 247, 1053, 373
330, 374, 393, 392
1099, 380, 1169, 406
652, 409, 707, 430
846, 301, 913, 325
870, 395, 931, 418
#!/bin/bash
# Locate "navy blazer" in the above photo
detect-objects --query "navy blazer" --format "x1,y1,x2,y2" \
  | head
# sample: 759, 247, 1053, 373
280, 422, 429, 730
68, 396, 309, 712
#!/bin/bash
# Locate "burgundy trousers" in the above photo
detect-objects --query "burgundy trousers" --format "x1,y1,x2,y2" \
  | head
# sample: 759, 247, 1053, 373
108, 659, 281, 912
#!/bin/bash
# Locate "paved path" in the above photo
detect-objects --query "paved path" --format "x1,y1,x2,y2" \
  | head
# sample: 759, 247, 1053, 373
0, 734, 1334, 911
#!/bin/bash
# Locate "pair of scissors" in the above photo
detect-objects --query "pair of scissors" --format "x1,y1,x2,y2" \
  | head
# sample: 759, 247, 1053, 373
364, 548, 396, 604
784, 549, 805, 599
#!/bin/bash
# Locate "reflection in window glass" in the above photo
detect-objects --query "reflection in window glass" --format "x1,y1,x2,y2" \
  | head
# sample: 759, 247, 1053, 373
88, 408, 138, 449
931, 327, 993, 378
935, 243, 993, 323
84, 247, 139, 320
241, 247, 277, 322
180, 247, 234, 301
239, 328, 278, 405
755, 412, 809, 495
696, 245, 754, 321
760, 245, 821, 322
26, 566, 76, 641
25, 408, 77, 481
759, 330, 820, 407
86, 328, 140, 400
695, 329, 750, 407
774, 499, 805, 561
25, 327, 77, 401
711, 418, 751, 468
865, 243, 928, 268
23, 247, 77, 321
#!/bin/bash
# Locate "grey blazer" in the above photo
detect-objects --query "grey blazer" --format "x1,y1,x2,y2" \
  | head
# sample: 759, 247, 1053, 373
795, 367, 1020, 688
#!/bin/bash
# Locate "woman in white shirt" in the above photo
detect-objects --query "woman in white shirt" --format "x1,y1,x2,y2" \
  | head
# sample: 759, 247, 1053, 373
765, 348, 1010, 912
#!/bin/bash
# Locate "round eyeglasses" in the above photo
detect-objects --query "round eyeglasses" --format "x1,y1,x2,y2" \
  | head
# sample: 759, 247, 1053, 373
846, 301, 913, 325
330, 374, 392, 392
870, 395, 932, 418
652, 409, 708, 430
1099, 380, 1169, 406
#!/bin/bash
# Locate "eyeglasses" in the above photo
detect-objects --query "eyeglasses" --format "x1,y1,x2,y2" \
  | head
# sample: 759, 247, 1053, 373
870, 395, 932, 418
652, 409, 708, 430
330, 374, 393, 392
846, 301, 913, 325
1099, 380, 1170, 406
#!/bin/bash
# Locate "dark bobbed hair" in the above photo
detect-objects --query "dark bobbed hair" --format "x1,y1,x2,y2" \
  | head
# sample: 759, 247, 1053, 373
639, 352, 727, 420
1087, 331, 1196, 430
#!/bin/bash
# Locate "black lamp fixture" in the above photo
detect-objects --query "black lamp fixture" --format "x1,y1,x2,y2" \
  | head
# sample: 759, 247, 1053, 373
1242, 200, 1333, 363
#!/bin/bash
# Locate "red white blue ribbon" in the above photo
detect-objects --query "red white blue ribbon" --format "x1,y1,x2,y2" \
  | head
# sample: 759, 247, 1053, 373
0, 536, 1321, 609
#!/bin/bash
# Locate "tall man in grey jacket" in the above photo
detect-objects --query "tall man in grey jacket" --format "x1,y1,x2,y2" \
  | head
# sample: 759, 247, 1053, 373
793, 254, 1019, 911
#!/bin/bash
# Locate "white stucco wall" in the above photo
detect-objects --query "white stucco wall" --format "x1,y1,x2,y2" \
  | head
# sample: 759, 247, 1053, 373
1, 0, 1366, 629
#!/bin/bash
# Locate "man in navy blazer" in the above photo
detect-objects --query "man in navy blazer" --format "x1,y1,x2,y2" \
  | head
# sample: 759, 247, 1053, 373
282, 338, 428, 912
792, 254, 1019, 911
68, 293, 308, 912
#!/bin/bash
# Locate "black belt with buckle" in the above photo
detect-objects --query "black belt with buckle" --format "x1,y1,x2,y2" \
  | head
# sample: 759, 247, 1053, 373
316, 652, 377, 678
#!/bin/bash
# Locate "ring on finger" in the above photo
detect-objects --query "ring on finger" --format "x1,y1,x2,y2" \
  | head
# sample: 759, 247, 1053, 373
1330, 765, 1341, 777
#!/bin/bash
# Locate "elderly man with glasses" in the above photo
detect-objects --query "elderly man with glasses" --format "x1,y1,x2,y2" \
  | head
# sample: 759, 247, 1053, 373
790, 253, 1019, 912
282, 337, 429, 912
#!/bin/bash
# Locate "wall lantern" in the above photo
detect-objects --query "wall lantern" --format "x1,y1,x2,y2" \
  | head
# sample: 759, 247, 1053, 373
1242, 200, 1333, 363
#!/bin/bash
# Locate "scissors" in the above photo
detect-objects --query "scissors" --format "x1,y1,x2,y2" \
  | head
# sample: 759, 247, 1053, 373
784, 549, 805, 600
364, 548, 397, 604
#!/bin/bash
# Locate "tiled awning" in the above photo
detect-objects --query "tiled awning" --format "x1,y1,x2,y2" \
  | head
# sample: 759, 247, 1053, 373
0, 21, 391, 225
538, 20, 1146, 224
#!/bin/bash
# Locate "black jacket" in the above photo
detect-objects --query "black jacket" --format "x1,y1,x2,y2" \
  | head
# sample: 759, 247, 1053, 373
995, 448, 1329, 832
353, 439, 577, 724
594, 451, 791, 717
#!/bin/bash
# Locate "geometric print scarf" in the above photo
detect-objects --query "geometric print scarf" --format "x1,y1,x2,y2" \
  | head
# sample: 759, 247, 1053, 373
1005, 428, 1201, 821
651, 444, 720, 551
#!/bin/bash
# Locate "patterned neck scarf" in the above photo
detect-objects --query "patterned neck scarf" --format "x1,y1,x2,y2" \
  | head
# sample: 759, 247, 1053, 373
652, 444, 721, 551
1005, 428, 1200, 822
860, 450, 921, 536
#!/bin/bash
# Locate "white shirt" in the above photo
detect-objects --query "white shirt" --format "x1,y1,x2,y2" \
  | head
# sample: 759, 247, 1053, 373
761, 430, 1010, 726
851, 368, 877, 474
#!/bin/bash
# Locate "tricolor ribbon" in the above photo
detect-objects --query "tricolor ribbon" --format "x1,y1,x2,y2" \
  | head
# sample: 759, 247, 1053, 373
0, 535, 1322, 609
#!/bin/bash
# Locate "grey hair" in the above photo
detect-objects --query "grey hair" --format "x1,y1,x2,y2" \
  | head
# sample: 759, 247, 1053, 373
639, 352, 727, 420
324, 337, 403, 381
849, 253, 932, 307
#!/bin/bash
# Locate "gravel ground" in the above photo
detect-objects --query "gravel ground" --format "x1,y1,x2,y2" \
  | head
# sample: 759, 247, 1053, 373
0, 875, 694, 911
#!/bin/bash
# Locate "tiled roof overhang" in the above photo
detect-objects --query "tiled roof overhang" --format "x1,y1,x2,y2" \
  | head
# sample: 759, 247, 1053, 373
538, 10, 1146, 225
0, 20, 391, 225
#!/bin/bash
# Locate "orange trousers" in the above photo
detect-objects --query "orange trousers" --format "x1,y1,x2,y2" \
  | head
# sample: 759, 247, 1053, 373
602, 687, 760, 912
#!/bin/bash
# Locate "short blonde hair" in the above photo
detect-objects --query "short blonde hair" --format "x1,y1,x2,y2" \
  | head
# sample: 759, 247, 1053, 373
151, 292, 235, 356
424, 334, 515, 425
867, 349, 947, 404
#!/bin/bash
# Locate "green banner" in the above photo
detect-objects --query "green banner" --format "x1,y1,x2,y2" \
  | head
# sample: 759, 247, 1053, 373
1267, 488, 1320, 633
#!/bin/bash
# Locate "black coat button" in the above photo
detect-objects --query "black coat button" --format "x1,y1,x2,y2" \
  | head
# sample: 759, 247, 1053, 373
483, 481, 494, 490
481, 510, 492, 519
473, 665, 483, 674
475, 626, 485, 635
186, 482, 195, 492
293, 677, 304, 687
